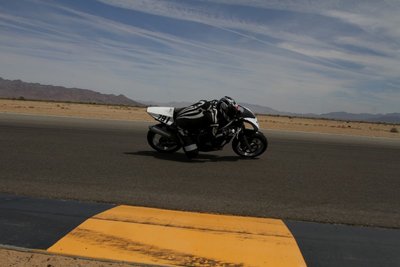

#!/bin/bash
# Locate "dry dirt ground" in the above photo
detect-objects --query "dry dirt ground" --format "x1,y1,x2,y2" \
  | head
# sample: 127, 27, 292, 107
0, 247, 139, 267
0, 98, 399, 266
0, 99, 399, 139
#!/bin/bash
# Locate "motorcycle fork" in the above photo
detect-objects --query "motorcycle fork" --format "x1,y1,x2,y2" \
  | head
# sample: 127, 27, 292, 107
236, 127, 252, 151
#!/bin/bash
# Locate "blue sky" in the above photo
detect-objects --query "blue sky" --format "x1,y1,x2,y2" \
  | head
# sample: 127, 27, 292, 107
0, 0, 399, 114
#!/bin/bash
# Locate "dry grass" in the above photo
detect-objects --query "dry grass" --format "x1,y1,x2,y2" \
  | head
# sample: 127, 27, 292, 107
1, 98, 399, 139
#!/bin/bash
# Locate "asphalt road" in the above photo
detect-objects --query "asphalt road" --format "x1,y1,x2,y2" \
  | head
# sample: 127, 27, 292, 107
1, 113, 400, 228
2, 194, 400, 267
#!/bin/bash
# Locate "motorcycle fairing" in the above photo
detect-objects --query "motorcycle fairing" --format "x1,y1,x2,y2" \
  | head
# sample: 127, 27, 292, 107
147, 107, 175, 125
237, 105, 260, 131
243, 117, 260, 131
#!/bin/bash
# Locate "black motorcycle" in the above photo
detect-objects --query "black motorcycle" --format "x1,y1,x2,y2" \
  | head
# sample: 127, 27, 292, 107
146, 105, 267, 158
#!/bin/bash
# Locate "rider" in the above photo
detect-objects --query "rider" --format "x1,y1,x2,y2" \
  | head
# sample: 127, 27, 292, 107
175, 96, 240, 158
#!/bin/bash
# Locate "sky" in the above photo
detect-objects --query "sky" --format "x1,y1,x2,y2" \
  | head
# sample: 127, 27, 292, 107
1, 0, 399, 114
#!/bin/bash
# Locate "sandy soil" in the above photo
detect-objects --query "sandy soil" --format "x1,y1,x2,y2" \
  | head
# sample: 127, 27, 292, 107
0, 99, 151, 121
1, 99, 399, 139
0, 247, 138, 267
258, 115, 400, 138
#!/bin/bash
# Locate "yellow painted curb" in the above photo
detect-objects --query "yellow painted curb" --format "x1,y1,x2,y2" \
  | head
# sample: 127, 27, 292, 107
48, 205, 307, 266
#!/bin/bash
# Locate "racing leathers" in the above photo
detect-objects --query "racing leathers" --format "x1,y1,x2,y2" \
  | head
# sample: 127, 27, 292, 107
174, 100, 220, 157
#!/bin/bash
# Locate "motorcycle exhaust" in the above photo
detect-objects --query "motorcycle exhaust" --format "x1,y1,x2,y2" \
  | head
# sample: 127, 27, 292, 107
149, 125, 173, 139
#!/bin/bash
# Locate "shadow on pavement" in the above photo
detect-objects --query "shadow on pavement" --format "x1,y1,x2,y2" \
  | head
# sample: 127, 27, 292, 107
124, 151, 252, 163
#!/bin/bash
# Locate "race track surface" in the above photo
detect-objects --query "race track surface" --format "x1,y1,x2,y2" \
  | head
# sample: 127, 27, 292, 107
2, 194, 400, 267
1, 113, 400, 228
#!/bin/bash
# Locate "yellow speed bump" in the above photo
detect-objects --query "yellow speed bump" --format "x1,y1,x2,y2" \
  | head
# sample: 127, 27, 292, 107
48, 205, 306, 266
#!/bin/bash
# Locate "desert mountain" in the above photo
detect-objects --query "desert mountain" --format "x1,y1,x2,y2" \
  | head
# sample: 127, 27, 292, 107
0, 77, 143, 106
318, 112, 400, 124
143, 101, 400, 123
1, 77, 398, 123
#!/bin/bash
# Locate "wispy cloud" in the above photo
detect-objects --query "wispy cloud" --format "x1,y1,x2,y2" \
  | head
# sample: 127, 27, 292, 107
0, 0, 399, 113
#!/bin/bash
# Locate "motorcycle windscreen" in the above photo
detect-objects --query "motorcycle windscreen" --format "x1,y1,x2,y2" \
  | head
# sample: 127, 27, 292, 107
238, 106, 256, 119
238, 106, 260, 130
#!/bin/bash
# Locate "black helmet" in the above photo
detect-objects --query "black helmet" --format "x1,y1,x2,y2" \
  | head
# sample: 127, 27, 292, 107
218, 96, 240, 121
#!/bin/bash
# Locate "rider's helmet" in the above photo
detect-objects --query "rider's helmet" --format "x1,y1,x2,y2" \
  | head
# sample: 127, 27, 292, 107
217, 96, 240, 121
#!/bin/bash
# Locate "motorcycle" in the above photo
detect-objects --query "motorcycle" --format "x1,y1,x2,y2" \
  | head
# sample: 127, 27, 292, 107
146, 105, 268, 158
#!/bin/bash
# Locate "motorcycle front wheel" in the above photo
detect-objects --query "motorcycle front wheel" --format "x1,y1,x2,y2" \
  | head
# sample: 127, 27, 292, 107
147, 130, 181, 153
232, 131, 268, 158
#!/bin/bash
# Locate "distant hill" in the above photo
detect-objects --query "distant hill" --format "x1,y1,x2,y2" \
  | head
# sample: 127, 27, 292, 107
238, 103, 283, 115
0, 77, 143, 106
142, 101, 282, 114
143, 101, 193, 108
319, 112, 400, 124
234, 105, 400, 124
1, 77, 398, 123
143, 100, 400, 124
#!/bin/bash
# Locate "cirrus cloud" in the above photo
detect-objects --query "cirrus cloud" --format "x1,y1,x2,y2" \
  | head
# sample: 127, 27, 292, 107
0, 0, 399, 113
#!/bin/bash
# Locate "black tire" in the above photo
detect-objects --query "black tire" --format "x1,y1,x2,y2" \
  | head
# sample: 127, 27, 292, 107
232, 131, 268, 158
147, 130, 181, 153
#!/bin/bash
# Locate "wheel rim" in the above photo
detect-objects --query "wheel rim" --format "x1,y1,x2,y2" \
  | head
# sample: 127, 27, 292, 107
236, 137, 264, 157
152, 134, 179, 151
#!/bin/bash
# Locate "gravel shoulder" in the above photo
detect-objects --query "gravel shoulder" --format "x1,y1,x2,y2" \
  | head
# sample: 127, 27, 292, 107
0, 247, 141, 267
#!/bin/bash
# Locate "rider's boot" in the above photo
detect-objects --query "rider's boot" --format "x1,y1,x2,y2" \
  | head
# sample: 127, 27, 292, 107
179, 129, 199, 158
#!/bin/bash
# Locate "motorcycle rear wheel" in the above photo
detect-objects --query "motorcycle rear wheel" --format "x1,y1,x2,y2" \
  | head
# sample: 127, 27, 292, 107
232, 131, 267, 158
147, 130, 181, 153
